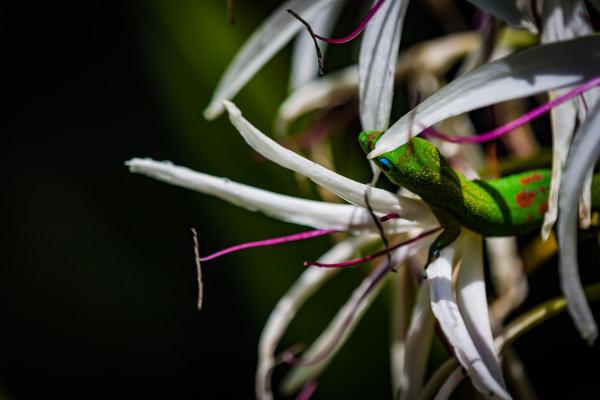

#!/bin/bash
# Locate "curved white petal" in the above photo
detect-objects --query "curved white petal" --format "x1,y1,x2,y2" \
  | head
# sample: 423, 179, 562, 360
204, 0, 339, 119
399, 282, 435, 399
456, 232, 505, 387
289, 2, 343, 90
427, 244, 511, 400
487, 237, 527, 327
434, 368, 465, 400
256, 235, 375, 400
370, 35, 600, 158
282, 234, 434, 393
127, 158, 426, 233
557, 101, 600, 344
224, 101, 434, 221
466, 0, 537, 31
358, 0, 408, 130
541, 0, 595, 238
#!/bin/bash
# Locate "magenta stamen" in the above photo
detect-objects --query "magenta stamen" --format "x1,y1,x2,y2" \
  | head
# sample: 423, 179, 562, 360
313, 0, 386, 44
304, 227, 441, 268
296, 379, 318, 400
199, 228, 338, 262
200, 212, 400, 262
423, 75, 600, 144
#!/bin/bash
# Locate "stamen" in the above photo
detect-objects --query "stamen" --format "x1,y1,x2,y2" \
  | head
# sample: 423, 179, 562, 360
200, 212, 400, 262
312, 0, 386, 44
423, 75, 600, 144
287, 0, 387, 75
304, 227, 441, 268
283, 260, 392, 367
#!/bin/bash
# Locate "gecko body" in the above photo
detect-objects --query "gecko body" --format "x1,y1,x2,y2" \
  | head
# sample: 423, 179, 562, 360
359, 130, 600, 262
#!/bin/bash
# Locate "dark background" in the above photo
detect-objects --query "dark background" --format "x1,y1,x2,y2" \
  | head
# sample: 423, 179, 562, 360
2, 1, 600, 399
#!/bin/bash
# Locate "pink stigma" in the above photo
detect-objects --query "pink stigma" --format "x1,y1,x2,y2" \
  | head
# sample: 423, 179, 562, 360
423, 75, 600, 144
304, 227, 441, 268
199, 212, 400, 262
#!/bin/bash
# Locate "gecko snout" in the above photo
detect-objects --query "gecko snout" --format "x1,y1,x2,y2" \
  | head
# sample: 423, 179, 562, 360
358, 130, 384, 154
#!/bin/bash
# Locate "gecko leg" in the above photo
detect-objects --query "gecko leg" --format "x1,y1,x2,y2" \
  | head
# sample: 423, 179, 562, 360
422, 208, 461, 278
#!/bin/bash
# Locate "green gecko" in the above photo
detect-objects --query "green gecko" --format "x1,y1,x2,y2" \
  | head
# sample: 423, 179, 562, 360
359, 130, 600, 265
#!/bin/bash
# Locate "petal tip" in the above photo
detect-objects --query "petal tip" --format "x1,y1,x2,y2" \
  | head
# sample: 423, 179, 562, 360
204, 101, 224, 120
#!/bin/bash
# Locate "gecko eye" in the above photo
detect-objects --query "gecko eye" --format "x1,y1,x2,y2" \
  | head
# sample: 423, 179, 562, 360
378, 157, 393, 172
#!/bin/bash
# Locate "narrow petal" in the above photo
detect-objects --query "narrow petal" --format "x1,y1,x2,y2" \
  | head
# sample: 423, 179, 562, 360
456, 232, 505, 388
281, 235, 434, 393
224, 101, 433, 220
557, 101, 600, 344
370, 36, 600, 158
541, 0, 595, 238
427, 244, 510, 399
358, 0, 408, 130
256, 235, 375, 400
276, 32, 479, 134
127, 158, 424, 232
466, 0, 537, 31
289, 2, 344, 90
391, 267, 411, 397
435, 368, 465, 400
486, 237, 527, 327
204, 0, 338, 119
399, 282, 435, 399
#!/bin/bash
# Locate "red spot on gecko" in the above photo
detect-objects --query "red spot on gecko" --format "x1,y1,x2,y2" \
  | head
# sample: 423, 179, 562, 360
539, 201, 548, 215
520, 173, 543, 185
539, 186, 546, 194
516, 191, 537, 208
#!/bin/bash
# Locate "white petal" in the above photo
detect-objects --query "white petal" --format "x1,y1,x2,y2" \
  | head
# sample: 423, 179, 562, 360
390, 266, 411, 396
486, 237, 527, 327
224, 100, 434, 221
276, 32, 479, 134
256, 235, 375, 400
540, 0, 595, 238
541, 89, 577, 239
557, 101, 600, 344
370, 35, 600, 158
456, 232, 505, 388
399, 282, 435, 399
434, 368, 465, 400
282, 234, 434, 393
289, 2, 343, 90
467, 0, 537, 31
427, 244, 511, 400
127, 158, 425, 233
204, 0, 339, 119
358, 0, 408, 130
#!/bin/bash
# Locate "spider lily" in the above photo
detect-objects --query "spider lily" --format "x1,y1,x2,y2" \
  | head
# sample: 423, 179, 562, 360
136, 0, 600, 398
129, 101, 514, 399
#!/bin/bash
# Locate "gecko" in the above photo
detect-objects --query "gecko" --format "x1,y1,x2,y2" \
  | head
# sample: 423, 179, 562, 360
359, 130, 600, 266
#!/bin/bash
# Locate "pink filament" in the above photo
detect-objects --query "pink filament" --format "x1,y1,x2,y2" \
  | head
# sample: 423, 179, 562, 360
424, 75, 600, 144
199, 212, 400, 262
304, 227, 441, 268
314, 0, 386, 44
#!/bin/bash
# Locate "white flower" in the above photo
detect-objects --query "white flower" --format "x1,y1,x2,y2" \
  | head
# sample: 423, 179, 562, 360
129, 101, 513, 399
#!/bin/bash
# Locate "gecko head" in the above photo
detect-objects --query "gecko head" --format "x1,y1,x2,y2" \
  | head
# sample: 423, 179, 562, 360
359, 130, 404, 179
359, 132, 442, 189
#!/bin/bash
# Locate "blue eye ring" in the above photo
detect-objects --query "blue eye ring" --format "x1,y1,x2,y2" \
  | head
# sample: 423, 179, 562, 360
378, 157, 393, 172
